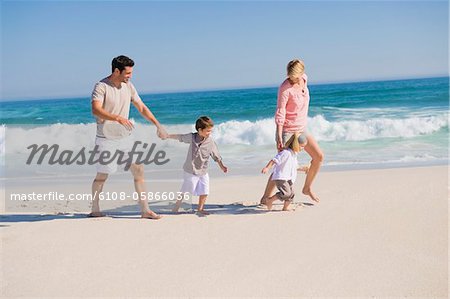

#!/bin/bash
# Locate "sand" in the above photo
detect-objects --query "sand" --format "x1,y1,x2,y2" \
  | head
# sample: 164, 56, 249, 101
1, 165, 448, 298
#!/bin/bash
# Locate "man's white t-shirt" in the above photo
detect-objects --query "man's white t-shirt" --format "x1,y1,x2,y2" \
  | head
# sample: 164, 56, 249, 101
91, 77, 143, 139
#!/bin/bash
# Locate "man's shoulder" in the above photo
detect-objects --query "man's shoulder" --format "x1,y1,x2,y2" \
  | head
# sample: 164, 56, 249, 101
125, 80, 138, 91
97, 77, 110, 85
93, 78, 110, 89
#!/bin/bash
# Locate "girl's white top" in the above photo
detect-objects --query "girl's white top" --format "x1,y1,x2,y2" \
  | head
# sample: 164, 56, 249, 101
271, 148, 298, 182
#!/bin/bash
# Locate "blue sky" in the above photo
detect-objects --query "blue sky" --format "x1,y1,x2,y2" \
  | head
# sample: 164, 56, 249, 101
1, 1, 448, 100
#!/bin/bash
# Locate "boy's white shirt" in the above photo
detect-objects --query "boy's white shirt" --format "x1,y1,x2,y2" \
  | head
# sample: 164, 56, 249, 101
271, 148, 299, 183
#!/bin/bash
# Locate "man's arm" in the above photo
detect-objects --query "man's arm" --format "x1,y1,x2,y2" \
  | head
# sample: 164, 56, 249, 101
92, 101, 134, 130
132, 100, 168, 138
132, 100, 160, 126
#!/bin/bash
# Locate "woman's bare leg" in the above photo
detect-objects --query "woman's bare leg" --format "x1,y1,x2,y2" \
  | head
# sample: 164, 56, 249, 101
302, 134, 324, 202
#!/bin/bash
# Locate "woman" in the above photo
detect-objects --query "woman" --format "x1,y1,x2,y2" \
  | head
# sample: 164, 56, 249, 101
261, 59, 323, 204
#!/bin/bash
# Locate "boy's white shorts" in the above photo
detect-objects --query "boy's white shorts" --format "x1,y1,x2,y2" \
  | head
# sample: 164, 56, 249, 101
94, 135, 135, 174
180, 171, 209, 196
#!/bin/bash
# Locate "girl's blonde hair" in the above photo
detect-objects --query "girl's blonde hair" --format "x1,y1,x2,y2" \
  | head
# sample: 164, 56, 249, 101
285, 133, 301, 153
287, 59, 305, 80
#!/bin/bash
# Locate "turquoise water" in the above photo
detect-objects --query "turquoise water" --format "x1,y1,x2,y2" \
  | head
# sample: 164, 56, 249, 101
2, 77, 448, 125
1, 76, 448, 170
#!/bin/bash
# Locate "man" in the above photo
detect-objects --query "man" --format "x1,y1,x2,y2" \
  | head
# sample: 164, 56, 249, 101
89, 55, 167, 219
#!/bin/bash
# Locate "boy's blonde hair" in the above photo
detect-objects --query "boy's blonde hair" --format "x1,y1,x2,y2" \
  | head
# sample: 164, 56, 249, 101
287, 59, 305, 80
195, 116, 214, 131
285, 133, 301, 153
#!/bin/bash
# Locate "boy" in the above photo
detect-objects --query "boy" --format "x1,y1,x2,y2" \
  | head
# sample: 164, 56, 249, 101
165, 116, 228, 215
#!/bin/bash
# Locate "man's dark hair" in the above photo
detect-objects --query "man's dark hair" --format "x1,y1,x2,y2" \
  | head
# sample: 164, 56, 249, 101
112, 55, 134, 73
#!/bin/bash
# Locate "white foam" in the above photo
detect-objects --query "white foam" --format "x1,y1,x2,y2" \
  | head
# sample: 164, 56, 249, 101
2, 113, 448, 155
213, 119, 275, 145
210, 113, 448, 144
1, 114, 447, 178
308, 114, 448, 141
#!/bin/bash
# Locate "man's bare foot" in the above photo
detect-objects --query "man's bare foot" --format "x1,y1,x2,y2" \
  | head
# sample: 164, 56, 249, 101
302, 188, 320, 203
141, 211, 162, 220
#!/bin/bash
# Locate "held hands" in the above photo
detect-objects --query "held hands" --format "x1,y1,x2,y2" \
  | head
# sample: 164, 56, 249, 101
157, 126, 169, 140
276, 135, 284, 151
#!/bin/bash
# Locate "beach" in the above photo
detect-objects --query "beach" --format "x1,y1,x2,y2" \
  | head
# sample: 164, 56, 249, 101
2, 0, 448, 297
1, 165, 447, 298
1, 77, 448, 298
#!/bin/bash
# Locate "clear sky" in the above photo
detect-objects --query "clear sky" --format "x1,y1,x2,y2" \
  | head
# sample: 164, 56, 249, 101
1, 0, 448, 100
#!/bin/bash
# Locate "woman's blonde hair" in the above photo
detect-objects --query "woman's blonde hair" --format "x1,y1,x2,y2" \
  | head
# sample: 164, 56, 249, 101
287, 59, 305, 80
285, 133, 301, 153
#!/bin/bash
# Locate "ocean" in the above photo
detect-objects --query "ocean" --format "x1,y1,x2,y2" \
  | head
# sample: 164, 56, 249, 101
1, 76, 448, 178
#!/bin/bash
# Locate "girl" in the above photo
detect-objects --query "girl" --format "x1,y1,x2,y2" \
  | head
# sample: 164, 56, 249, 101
261, 133, 308, 211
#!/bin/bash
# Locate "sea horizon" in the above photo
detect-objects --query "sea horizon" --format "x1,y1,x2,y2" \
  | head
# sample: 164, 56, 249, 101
1, 75, 448, 103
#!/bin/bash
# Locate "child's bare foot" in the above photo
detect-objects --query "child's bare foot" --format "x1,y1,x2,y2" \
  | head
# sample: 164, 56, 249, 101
197, 210, 210, 216
302, 188, 320, 203
265, 197, 276, 211
141, 211, 162, 220
282, 201, 292, 211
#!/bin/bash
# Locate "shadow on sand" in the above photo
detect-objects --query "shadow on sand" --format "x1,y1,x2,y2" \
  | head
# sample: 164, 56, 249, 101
0, 201, 315, 223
